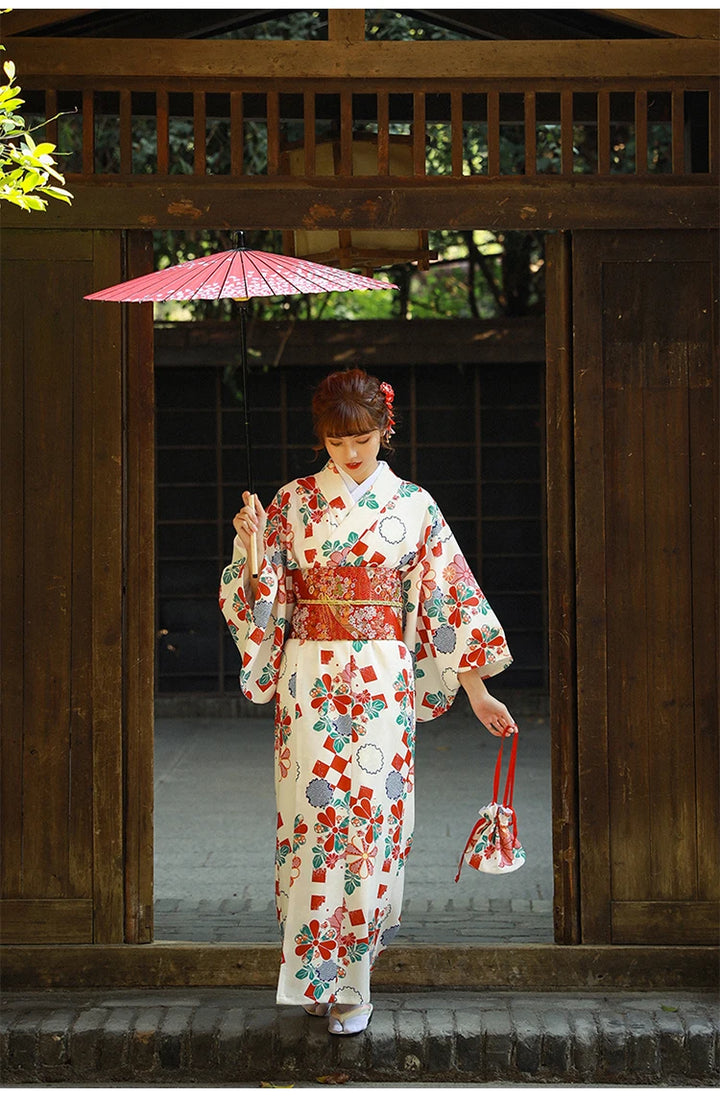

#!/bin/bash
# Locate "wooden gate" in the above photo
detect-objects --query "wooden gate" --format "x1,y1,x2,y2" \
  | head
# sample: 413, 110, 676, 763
571, 229, 719, 944
0, 229, 155, 944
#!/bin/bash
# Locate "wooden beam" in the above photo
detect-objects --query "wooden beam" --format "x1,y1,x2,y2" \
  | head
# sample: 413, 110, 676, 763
1, 943, 717, 990
327, 9, 365, 41
3, 177, 716, 232
154, 318, 547, 369
0, 9, 97, 36
5, 37, 719, 80
602, 9, 720, 40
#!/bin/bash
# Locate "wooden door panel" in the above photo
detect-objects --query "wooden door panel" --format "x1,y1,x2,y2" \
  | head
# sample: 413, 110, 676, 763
0, 230, 135, 943
573, 229, 719, 943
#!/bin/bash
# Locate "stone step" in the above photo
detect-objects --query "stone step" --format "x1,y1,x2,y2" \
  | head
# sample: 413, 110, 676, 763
2, 987, 717, 1085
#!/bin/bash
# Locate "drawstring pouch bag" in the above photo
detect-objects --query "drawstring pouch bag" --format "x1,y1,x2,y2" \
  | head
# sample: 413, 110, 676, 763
455, 729, 525, 880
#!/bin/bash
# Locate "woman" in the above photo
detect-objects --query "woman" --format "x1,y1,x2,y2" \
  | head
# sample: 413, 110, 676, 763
220, 368, 514, 1035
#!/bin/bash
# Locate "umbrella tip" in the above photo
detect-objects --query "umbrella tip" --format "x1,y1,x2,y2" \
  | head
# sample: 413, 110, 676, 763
231, 230, 247, 250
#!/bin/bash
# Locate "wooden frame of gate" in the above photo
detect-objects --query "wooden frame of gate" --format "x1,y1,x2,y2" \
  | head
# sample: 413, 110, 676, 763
1, 9, 718, 987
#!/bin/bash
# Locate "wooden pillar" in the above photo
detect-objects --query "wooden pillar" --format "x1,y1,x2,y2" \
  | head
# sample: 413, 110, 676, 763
328, 9, 365, 40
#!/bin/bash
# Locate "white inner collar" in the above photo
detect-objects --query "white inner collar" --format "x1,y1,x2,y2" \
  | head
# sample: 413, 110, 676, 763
336, 460, 386, 503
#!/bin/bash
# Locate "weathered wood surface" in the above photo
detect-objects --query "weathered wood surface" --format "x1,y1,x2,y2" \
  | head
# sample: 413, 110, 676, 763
122, 233, 156, 945
6, 37, 719, 80
544, 232, 580, 946
573, 229, 719, 945
0, 901, 93, 945
154, 318, 547, 368
0, 229, 141, 945
605, 9, 720, 39
2, 179, 717, 232
612, 902, 720, 945
0, 943, 717, 990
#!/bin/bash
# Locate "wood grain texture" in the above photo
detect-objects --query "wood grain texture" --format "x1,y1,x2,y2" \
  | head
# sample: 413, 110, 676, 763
4, 179, 716, 233
572, 232, 611, 943
612, 902, 720, 945
0, 240, 26, 899
89, 231, 125, 943
0, 901, 93, 944
123, 232, 156, 944
573, 229, 719, 944
544, 232, 580, 945
1, 943, 717, 990
21, 257, 75, 897
8, 38, 719, 80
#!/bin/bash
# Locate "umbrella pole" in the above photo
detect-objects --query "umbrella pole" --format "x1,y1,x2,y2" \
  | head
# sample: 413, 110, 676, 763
238, 300, 259, 578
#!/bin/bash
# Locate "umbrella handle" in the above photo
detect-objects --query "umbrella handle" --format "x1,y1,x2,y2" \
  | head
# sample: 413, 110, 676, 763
248, 493, 260, 579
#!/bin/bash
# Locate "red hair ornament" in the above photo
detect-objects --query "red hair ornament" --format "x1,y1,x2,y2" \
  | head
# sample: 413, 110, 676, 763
379, 381, 396, 438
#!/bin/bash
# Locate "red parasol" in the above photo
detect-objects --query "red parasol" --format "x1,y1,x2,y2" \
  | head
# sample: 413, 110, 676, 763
85, 231, 397, 573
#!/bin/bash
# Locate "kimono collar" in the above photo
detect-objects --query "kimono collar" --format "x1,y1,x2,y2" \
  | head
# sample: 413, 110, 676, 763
336, 460, 387, 503
314, 460, 402, 540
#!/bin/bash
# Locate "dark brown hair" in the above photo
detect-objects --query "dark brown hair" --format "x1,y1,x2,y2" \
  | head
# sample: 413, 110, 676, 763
312, 368, 394, 450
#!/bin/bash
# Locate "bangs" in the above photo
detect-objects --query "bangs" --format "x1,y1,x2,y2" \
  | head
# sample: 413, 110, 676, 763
320, 404, 378, 440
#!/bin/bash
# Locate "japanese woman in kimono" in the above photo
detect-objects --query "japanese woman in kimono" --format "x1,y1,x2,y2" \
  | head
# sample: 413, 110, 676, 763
220, 368, 514, 1035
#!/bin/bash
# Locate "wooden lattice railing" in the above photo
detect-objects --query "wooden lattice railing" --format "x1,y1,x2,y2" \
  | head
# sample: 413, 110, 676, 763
28, 79, 718, 181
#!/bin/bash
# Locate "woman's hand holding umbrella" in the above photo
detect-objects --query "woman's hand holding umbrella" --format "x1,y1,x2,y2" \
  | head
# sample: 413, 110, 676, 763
233, 491, 266, 591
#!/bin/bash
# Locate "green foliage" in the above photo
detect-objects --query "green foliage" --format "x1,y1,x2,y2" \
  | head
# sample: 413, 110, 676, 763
0, 54, 73, 212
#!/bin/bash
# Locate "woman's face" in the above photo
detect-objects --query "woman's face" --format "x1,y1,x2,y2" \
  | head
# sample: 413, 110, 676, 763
325, 430, 381, 484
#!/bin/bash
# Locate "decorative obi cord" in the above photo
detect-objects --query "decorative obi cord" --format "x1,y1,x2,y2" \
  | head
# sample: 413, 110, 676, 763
290, 565, 403, 642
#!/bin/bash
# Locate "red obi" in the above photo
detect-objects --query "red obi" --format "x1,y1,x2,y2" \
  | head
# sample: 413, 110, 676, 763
290, 565, 403, 642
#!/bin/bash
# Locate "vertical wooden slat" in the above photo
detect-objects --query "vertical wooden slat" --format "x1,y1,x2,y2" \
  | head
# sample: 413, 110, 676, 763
303, 91, 316, 176
45, 89, 58, 145
597, 89, 610, 174
487, 90, 500, 176
340, 91, 353, 176
413, 91, 426, 176
193, 91, 206, 176
572, 231, 612, 942
644, 367, 696, 901
689, 233, 720, 902
230, 91, 244, 177
119, 89, 132, 174
709, 85, 719, 174
544, 231, 581, 945
90, 230, 125, 943
69, 256, 96, 902
671, 87, 685, 174
82, 89, 94, 175
156, 89, 169, 174
524, 91, 536, 176
22, 257, 75, 897
635, 89, 648, 174
561, 89, 573, 175
123, 231, 156, 944
327, 8, 365, 40
603, 328, 652, 906
451, 90, 463, 177
377, 91, 389, 175
266, 90, 280, 175
0, 240, 26, 899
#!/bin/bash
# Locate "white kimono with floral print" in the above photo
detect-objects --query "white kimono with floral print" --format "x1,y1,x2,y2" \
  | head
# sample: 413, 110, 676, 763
220, 460, 511, 1007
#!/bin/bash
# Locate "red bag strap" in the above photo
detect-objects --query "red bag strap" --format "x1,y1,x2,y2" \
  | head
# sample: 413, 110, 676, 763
492, 727, 518, 807
455, 727, 519, 883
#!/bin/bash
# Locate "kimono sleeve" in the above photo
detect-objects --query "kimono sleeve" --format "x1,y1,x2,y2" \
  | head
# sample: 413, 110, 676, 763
219, 489, 295, 704
402, 497, 512, 722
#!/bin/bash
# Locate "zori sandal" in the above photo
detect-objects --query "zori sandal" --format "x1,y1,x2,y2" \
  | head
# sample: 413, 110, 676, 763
303, 1002, 330, 1016
327, 1002, 374, 1036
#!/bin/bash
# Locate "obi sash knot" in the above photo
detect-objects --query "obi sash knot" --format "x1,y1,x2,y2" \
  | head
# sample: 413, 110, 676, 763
290, 565, 403, 642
